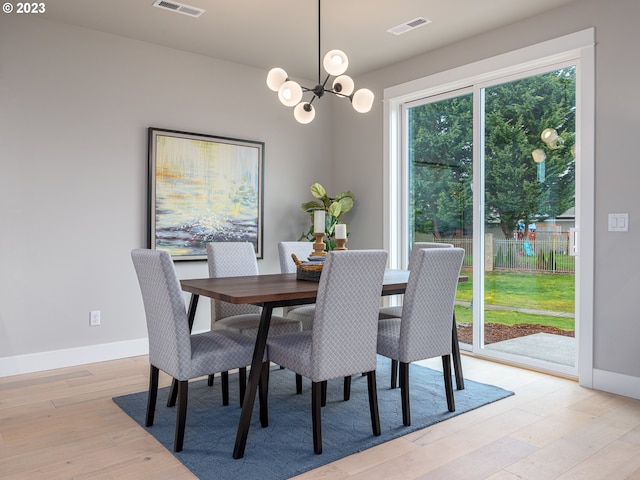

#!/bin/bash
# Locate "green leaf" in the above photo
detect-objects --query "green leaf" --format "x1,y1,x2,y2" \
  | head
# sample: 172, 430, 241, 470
335, 190, 355, 201
310, 183, 327, 200
301, 200, 323, 212
327, 201, 342, 218
336, 196, 354, 215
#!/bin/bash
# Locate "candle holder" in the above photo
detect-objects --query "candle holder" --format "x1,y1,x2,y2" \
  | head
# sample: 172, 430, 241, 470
312, 232, 327, 257
334, 237, 348, 251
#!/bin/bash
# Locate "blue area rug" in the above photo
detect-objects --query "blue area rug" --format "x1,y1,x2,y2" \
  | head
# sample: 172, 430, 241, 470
113, 357, 512, 479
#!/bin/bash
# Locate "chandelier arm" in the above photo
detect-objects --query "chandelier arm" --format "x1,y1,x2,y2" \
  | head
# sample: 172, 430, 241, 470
321, 73, 331, 89
326, 90, 350, 99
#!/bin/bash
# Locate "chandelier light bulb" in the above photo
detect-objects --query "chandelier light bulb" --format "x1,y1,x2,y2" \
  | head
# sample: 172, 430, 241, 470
267, 67, 288, 92
541, 128, 564, 149
323, 49, 349, 76
352, 88, 374, 113
278, 80, 303, 107
294, 103, 315, 124
532, 149, 546, 163
332, 75, 354, 96
541, 128, 558, 144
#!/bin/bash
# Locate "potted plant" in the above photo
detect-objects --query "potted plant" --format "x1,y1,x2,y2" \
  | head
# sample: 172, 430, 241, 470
298, 183, 355, 251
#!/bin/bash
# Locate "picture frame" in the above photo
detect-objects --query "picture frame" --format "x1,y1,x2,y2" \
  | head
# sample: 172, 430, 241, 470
148, 127, 264, 260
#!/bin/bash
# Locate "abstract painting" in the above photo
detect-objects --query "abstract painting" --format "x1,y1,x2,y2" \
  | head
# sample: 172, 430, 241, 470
148, 128, 264, 260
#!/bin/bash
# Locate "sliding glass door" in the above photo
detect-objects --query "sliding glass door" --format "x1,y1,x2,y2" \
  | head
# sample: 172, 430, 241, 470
479, 66, 576, 371
404, 64, 577, 375
405, 91, 474, 348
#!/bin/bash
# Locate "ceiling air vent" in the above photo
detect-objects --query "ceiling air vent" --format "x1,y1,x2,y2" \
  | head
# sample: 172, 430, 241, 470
387, 17, 431, 36
152, 0, 205, 18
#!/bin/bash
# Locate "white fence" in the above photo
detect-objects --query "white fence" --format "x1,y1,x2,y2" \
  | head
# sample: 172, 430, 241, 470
429, 236, 575, 273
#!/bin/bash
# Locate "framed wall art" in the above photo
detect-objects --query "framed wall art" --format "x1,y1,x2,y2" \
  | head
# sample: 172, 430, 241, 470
148, 128, 264, 260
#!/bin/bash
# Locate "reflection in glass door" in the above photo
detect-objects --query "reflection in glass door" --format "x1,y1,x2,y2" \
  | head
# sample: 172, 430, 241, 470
480, 66, 576, 369
406, 91, 474, 347
406, 66, 577, 374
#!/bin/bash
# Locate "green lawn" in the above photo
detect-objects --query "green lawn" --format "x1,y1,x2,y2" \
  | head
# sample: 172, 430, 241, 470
454, 305, 574, 331
515, 253, 575, 271
455, 268, 575, 331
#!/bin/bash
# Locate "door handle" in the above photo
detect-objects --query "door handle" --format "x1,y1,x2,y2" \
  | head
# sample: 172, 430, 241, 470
569, 227, 578, 256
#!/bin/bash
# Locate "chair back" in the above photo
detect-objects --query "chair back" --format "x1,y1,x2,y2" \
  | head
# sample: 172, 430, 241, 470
278, 241, 314, 273
399, 247, 464, 362
206, 242, 261, 321
310, 250, 388, 381
131, 249, 191, 379
407, 241, 453, 270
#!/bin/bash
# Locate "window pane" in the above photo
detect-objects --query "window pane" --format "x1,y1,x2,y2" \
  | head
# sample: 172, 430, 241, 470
481, 66, 576, 366
407, 93, 474, 344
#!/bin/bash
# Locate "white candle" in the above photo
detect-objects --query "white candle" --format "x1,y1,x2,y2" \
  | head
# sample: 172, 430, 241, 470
335, 223, 347, 239
314, 210, 325, 234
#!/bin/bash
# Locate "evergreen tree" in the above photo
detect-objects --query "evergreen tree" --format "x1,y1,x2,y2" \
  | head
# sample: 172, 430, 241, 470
410, 67, 575, 239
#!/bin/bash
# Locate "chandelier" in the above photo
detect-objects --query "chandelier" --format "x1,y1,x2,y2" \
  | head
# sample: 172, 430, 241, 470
265, 0, 374, 124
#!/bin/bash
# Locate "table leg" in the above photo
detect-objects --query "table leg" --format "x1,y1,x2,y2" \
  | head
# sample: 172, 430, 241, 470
186, 294, 199, 331
233, 303, 273, 459
168, 294, 200, 407
451, 312, 465, 390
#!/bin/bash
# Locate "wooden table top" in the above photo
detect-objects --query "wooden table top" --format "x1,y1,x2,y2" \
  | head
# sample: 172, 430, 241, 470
180, 270, 412, 305
180, 270, 467, 306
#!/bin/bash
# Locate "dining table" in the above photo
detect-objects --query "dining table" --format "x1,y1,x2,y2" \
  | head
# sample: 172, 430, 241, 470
179, 269, 467, 459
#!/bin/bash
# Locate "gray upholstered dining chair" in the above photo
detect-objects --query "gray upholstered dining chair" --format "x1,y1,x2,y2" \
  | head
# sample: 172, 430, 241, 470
277, 241, 316, 331
378, 242, 454, 320
379, 241, 454, 388
131, 249, 266, 452
206, 242, 302, 403
377, 247, 465, 426
266, 250, 388, 454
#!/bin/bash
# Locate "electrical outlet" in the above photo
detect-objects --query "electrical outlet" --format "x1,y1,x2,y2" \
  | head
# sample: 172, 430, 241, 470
90, 310, 101, 326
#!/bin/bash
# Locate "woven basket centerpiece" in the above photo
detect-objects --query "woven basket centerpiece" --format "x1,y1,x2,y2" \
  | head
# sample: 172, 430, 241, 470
292, 253, 323, 281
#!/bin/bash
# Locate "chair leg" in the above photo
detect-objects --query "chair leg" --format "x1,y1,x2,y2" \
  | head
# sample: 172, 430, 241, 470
239, 367, 247, 407
296, 373, 303, 394
452, 313, 465, 390
343, 376, 351, 401
399, 362, 411, 426
442, 355, 456, 412
174, 380, 188, 452
321, 380, 327, 407
221, 371, 229, 406
366, 370, 381, 436
259, 362, 269, 428
311, 382, 323, 454
207, 374, 214, 386
167, 379, 178, 407
145, 365, 159, 427
390, 359, 398, 389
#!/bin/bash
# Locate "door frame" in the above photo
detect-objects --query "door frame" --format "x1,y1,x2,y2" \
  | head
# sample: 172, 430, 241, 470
383, 28, 595, 385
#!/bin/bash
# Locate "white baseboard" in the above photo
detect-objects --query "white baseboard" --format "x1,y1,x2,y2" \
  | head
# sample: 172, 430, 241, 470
592, 368, 640, 400
0, 338, 149, 377
3, 340, 639, 402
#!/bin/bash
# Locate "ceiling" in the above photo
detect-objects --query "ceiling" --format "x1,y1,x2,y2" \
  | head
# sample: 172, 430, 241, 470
42, 0, 579, 79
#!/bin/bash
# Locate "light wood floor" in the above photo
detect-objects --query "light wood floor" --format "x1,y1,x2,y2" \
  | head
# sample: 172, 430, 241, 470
2, 355, 640, 480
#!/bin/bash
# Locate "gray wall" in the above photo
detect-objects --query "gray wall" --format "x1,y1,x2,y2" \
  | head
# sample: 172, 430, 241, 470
332, 0, 640, 385
0, 15, 334, 366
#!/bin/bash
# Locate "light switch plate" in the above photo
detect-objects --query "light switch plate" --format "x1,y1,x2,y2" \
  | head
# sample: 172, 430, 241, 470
608, 213, 629, 232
